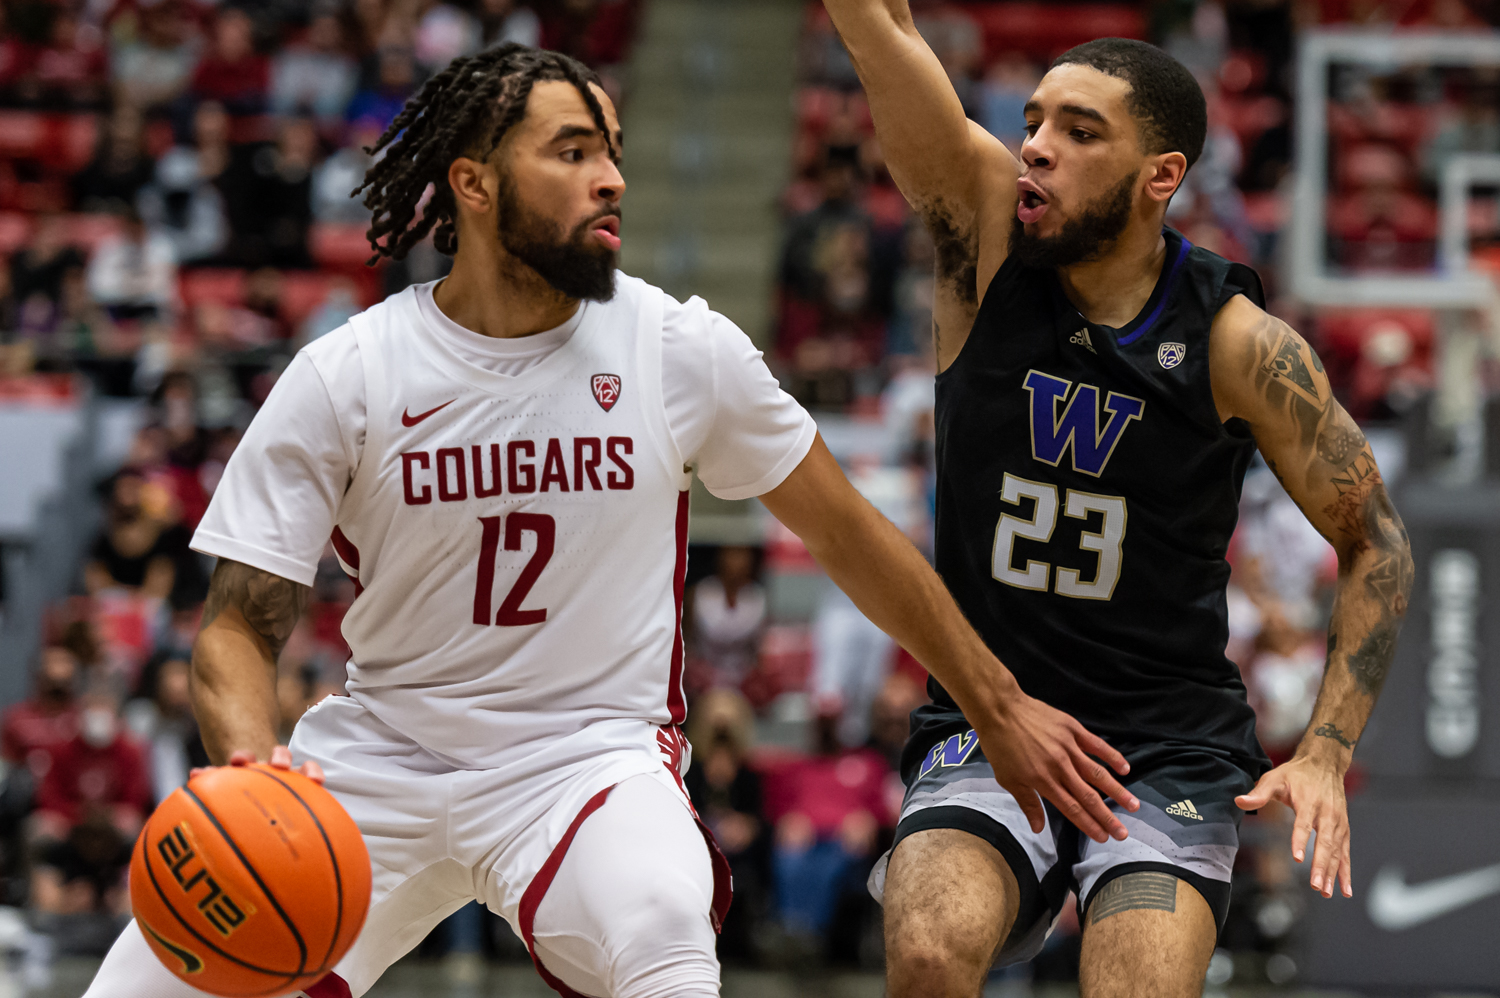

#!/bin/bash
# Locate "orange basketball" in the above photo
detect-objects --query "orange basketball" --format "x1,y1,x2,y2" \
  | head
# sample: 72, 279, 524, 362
129, 764, 371, 997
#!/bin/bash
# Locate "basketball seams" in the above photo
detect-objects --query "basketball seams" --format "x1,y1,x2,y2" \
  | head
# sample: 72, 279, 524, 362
183, 785, 312, 977
244, 767, 350, 974
139, 823, 306, 986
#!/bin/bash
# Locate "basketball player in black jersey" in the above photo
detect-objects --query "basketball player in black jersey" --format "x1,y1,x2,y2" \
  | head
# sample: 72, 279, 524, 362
822, 5, 1414, 996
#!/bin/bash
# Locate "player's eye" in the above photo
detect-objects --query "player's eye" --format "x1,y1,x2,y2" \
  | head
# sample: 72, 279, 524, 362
1071, 129, 1094, 141
1025, 122, 1040, 136
562, 148, 583, 163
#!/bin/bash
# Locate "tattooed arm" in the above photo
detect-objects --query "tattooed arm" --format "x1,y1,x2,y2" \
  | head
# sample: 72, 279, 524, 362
1210, 295, 1414, 900
192, 559, 311, 768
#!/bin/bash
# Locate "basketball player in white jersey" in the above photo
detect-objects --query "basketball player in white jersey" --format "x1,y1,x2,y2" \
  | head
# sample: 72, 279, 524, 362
83, 46, 1141, 998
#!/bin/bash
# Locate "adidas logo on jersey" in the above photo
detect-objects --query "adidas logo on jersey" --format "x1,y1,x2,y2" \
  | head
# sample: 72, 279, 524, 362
1069, 327, 1096, 353
1166, 799, 1204, 821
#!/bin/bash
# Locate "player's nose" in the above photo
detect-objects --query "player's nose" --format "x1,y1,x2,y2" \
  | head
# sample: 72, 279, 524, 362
595, 159, 626, 203
1023, 132, 1053, 170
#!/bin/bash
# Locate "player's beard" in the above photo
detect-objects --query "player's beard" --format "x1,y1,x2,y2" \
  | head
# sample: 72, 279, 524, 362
1010, 170, 1136, 270
497, 178, 618, 302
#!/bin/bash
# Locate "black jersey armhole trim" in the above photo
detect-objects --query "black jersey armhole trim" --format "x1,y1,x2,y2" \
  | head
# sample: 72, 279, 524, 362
1078, 860, 1233, 933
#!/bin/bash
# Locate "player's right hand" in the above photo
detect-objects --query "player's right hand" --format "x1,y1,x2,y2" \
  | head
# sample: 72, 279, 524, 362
975, 691, 1138, 844
190, 745, 326, 786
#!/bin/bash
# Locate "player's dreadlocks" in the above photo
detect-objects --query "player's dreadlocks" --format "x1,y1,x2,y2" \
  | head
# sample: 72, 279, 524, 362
353, 44, 613, 263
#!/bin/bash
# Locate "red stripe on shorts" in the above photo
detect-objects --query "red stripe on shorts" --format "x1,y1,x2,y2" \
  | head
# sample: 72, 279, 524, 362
666, 490, 689, 724
517, 785, 616, 998
303, 972, 352, 998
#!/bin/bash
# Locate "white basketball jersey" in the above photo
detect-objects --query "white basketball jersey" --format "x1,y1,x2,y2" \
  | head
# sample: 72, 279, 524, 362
330, 276, 691, 769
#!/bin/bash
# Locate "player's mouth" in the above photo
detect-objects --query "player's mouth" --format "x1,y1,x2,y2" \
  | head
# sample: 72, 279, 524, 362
1017, 179, 1049, 225
590, 215, 621, 251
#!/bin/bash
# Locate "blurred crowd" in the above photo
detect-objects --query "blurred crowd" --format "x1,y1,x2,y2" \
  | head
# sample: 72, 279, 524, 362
0, 0, 1490, 988
0, 0, 645, 968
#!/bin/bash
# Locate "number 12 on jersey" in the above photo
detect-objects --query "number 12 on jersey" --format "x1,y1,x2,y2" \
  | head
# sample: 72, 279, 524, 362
473, 513, 554, 626
992, 473, 1127, 600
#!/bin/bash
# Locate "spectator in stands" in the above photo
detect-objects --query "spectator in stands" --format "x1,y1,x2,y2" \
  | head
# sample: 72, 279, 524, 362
1, 646, 80, 781
909, 0, 982, 110
416, 1, 482, 73
300, 276, 362, 343
689, 546, 766, 690
29, 689, 149, 917
978, 52, 1039, 155
479, 0, 542, 49
136, 130, 231, 265
110, 0, 202, 112
85, 468, 179, 600
771, 712, 889, 945
886, 219, 934, 358
685, 689, 770, 963
190, 7, 270, 116
348, 44, 421, 131
123, 655, 207, 803
237, 117, 317, 268
85, 206, 177, 323
313, 120, 382, 223
159, 100, 241, 240
270, 12, 358, 125
10, 213, 85, 308
73, 106, 156, 214
778, 146, 887, 400
19, 6, 107, 109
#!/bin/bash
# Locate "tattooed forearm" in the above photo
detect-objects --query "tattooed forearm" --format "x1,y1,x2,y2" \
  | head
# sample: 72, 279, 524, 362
1314, 722, 1355, 749
1088, 872, 1178, 925
201, 559, 309, 659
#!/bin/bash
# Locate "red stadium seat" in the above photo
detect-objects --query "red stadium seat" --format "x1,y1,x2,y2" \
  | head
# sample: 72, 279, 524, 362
0, 211, 32, 255
61, 213, 123, 253
962, 3, 1145, 63
179, 268, 247, 310
279, 271, 339, 326
310, 223, 374, 270
0, 112, 97, 173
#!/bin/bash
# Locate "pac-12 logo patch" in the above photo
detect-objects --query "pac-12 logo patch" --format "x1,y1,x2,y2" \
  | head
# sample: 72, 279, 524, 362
1157, 342, 1186, 370
591, 374, 621, 412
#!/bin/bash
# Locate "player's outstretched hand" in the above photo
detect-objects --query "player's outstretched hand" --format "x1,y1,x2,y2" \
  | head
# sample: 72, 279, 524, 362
974, 690, 1138, 844
1235, 757, 1351, 899
189, 745, 327, 786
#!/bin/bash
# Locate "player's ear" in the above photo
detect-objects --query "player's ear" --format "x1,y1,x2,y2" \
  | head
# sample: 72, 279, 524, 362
448, 156, 497, 217
1144, 151, 1188, 204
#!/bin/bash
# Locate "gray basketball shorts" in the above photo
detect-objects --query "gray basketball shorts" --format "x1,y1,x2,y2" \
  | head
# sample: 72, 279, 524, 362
869, 733, 1257, 967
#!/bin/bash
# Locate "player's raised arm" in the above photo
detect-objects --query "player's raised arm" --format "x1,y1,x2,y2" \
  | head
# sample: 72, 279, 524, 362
1211, 296, 1414, 899
822, 0, 1018, 364
192, 559, 312, 771
762, 435, 1140, 845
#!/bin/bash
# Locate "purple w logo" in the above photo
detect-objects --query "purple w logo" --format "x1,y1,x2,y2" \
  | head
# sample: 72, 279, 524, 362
919, 730, 980, 780
1024, 370, 1144, 478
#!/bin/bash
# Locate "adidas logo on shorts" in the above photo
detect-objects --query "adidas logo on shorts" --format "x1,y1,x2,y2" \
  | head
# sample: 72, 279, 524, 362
1166, 799, 1204, 821
1068, 327, 1096, 354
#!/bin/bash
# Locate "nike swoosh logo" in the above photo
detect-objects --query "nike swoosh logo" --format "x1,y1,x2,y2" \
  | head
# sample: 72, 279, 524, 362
1367, 862, 1500, 931
401, 399, 455, 426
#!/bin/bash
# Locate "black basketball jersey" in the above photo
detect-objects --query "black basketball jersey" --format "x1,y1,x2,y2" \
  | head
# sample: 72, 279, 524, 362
907, 227, 1272, 783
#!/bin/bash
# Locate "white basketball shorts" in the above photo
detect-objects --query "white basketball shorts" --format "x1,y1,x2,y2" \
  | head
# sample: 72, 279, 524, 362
82, 695, 731, 998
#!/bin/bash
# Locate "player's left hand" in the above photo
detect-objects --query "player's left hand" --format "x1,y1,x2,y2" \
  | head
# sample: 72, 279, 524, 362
190, 745, 326, 786
1235, 756, 1351, 899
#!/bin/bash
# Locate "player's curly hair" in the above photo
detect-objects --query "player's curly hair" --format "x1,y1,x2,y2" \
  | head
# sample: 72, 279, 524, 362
353, 44, 612, 263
